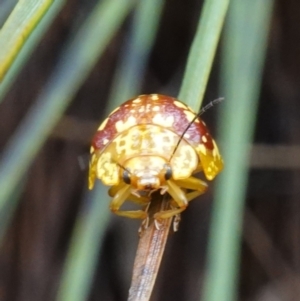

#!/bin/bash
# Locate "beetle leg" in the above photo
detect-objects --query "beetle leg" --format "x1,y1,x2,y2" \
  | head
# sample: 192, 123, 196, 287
167, 177, 207, 207
109, 184, 148, 219
154, 179, 188, 220
154, 206, 187, 220
108, 182, 127, 197
154, 177, 208, 220
109, 184, 150, 205
173, 176, 208, 201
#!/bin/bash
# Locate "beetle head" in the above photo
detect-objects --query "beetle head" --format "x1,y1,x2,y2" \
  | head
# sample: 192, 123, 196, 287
121, 156, 172, 194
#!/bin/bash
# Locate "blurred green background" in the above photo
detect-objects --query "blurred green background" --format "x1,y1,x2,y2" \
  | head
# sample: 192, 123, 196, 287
0, 0, 299, 301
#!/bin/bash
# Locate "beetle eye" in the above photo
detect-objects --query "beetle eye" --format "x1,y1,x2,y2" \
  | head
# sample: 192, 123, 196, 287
164, 164, 172, 180
123, 169, 131, 184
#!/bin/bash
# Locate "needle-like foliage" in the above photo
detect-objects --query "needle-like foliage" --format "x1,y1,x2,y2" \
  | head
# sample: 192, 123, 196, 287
0, 0, 54, 81
202, 1, 274, 301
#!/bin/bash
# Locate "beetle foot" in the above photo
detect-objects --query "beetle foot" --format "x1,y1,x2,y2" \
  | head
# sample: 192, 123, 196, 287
173, 213, 181, 232
154, 218, 164, 230
138, 216, 150, 235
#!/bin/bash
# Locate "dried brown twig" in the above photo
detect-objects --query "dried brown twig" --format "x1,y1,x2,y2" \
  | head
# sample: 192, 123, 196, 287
128, 193, 173, 301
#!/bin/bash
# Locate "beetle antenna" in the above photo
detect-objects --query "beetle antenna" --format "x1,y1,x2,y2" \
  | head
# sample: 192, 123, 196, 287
198, 97, 224, 116
116, 162, 132, 174
168, 97, 224, 162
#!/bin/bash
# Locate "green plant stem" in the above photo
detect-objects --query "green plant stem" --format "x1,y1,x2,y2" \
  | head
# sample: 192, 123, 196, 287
57, 2, 166, 300
202, 1, 274, 301
0, 0, 54, 81
0, 179, 25, 243
0, 0, 66, 103
178, 0, 229, 110
0, 0, 135, 223
0, 0, 17, 26
108, 0, 165, 106
56, 185, 110, 301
